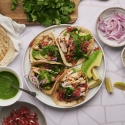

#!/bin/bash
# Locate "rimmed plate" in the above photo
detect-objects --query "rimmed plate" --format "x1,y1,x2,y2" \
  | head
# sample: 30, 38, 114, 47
96, 7, 125, 47
0, 101, 47, 125
121, 47, 125, 67
22, 24, 106, 108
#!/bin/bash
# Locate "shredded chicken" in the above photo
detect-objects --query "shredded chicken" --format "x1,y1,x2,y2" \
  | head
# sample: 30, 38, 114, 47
64, 33, 70, 44
60, 39, 67, 53
69, 72, 82, 79
31, 67, 39, 74
33, 45, 39, 50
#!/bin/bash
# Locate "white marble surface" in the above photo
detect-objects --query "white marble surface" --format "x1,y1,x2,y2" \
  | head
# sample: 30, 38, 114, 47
1, 0, 125, 125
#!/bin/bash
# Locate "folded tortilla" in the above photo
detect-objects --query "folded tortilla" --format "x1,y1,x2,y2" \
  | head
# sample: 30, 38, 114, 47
29, 31, 63, 65
28, 62, 65, 95
0, 25, 15, 66
51, 68, 88, 107
56, 26, 94, 67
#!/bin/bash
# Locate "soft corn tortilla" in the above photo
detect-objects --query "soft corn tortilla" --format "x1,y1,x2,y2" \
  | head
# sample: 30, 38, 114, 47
29, 63, 66, 95
56, 26, 94, 67
51, 68, 88, 107
0, 25, 15, 66
29, 69, 56, 95
29, 31, 58, 64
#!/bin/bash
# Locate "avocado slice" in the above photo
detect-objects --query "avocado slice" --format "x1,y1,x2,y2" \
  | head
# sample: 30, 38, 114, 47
32, 50, 41, 59
81, 50, 102, 78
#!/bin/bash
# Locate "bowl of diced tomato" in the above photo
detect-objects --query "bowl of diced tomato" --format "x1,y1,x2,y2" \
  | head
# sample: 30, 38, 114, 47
0, 101, 47, 125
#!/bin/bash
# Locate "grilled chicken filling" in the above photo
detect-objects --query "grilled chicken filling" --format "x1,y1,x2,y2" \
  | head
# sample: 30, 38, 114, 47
56, 68, 88, 102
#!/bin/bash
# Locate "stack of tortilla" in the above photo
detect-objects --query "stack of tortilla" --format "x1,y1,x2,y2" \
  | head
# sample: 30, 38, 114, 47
0, 25, 15, 66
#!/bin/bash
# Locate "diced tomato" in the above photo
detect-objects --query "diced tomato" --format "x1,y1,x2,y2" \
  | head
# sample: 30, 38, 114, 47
72, 83, 77, 88
57, 90, 64, 101
2, 106, 39, 125
65, 55, 72, 62
85, 41, 89, 47
67, 27, 74, 32
71, 60, 77, 66
40, 41, 48, 47
73, 90, 80, 97
29, 41, 33, 47
73, 87, 81, 97
94, 46, 100, 51
81, 41, 89, 53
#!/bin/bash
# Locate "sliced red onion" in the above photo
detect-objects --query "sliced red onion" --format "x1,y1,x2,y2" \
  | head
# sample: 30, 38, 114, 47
28, 74, 40, 88
40, 78, 46, 84
97, 12, 125, 44
51, 57, 57, 61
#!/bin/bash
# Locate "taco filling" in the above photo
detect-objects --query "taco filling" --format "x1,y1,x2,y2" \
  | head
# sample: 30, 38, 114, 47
29, 32, 63, 64
57, 26, 94, 66
55, 68, 88, 102
32, 45, 62, 62
29, 63, 65, 93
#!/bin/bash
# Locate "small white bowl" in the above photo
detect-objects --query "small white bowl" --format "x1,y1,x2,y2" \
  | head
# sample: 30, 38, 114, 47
121, 47, 125, 67
96, 7, 125, 47
0, 101, 47, 125
0, 67, 23, 106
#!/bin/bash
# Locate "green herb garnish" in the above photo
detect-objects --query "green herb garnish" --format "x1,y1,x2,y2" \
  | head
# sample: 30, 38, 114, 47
11, 0, 75, 26
11, 0, 18, 10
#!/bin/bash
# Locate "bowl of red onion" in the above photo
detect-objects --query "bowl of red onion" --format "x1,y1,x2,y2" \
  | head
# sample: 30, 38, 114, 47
96, 7, 125, 47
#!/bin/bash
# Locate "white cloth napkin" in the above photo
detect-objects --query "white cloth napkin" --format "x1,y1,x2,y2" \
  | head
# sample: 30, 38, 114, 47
0, 14, 26, 66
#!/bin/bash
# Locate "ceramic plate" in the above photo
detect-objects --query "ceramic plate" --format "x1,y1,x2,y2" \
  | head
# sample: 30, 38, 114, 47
0, 101, 47, 125
121, 47, 125, 67
22, 24, 106, 108
96, 7, 125, 47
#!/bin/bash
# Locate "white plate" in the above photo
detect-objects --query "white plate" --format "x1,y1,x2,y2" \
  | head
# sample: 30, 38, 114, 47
121, 47, 125, 67
22, 24, 106, 108
0, 101, 47, 125
96, 7, 125, 47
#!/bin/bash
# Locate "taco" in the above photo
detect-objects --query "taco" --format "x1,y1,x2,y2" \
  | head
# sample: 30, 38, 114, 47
56, 26, 94, 67
29, 31, 63, 65
0, 25, 15, 66
28, 63, 65, 95
51, 68, 88, 107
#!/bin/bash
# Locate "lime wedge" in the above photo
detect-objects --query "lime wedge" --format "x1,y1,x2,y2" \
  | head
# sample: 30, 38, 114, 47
105, 77, 113, 93
88, 79, 102, 89
91, 68, 100, 80
114, 82, 125, 90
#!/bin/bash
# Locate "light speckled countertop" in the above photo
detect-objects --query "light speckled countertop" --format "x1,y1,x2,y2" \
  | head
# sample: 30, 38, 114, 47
1, 0, 125, 125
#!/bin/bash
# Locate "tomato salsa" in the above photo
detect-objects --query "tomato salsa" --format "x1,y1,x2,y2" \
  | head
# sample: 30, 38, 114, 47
0, 71, 19, 100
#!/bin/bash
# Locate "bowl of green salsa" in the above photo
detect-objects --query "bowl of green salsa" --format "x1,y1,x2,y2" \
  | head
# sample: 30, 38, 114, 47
0, 67, 23, 106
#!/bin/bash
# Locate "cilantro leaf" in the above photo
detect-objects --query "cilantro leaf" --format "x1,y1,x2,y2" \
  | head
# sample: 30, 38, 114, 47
11, 0, 76, 26
11, 0, 18, 10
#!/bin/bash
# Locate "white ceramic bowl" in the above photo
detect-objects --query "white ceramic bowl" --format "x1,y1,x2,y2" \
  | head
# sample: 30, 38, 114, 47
96, 7, 125, 47
0, 67, 23, 106
121, 47, 125, 67
0, 101, 47, 125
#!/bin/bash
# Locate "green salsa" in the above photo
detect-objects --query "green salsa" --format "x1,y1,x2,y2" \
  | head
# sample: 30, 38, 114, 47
0, 71, 19, 100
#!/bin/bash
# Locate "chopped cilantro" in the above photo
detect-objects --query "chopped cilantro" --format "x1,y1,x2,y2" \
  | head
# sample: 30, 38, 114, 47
40, 45, 58, 57
83, 34, 91, 41
38, 70, 52, 84
67, 28, 92, 60
11, 0, 18, 10
11, 0, 75, 26
64, 87, 74, 96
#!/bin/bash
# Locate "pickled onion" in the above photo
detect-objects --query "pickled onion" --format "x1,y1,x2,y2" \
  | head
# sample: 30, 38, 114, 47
97, 12, 125, 44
